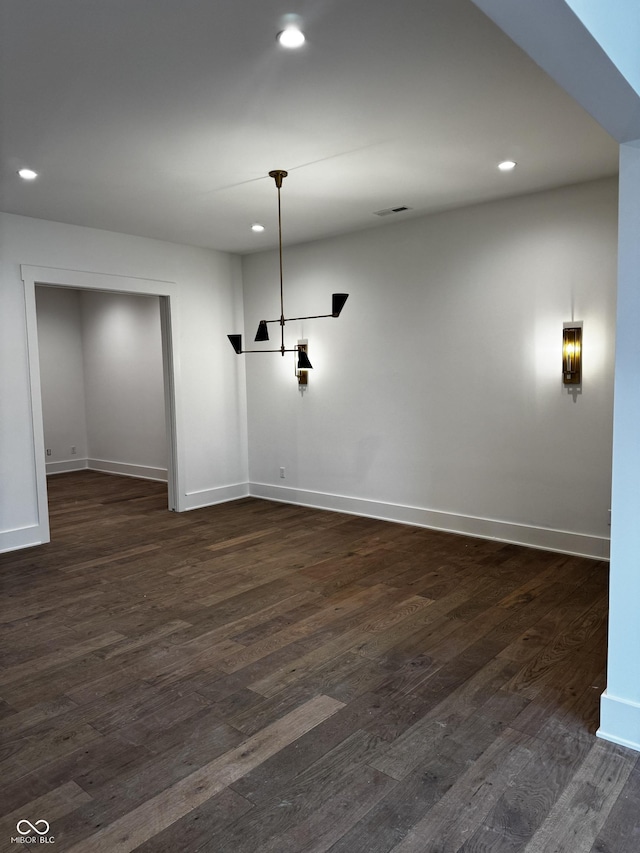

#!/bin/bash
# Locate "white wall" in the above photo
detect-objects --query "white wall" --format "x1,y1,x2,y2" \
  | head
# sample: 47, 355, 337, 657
35, 286, 89, 469
0, 180, 618, 558
242, 178, 618, 558
599, 139, 640, 750
0, 212, 248, 551
564, 0, 640, 94
81, 290, 167, 478
471, 0, 640, 146
35, 287, 168, 479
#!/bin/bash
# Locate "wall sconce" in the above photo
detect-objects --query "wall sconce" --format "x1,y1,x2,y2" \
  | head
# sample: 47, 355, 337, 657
562, 322, 582, 385
296, 340, 310, 386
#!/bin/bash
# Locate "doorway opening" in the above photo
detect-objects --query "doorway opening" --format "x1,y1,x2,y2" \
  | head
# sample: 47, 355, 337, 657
22, 265, 182, 546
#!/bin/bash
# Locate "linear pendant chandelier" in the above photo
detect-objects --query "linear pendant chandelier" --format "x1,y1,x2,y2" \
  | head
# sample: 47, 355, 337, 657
227, 169, 348, 374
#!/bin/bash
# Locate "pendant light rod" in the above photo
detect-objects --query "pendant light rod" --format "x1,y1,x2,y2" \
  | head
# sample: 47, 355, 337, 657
269, 169, 288, 356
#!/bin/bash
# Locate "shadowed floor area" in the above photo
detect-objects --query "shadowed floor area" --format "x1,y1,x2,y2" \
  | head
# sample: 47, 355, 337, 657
0, 471, 638, 852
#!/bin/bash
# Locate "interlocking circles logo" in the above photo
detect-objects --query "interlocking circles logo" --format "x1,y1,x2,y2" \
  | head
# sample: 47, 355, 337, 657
11, 820, 55, 844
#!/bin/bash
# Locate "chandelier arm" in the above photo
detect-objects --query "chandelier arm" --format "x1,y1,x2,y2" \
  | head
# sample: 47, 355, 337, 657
241, 346, 303, 354
260, 312, 334, 324
282, 312, 335, 322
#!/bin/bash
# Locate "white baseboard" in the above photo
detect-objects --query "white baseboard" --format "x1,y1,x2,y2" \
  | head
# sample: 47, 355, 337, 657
87, 459, 168, 482
0, 524, 47, 553
46, 457, 168, 481
43, 463, 245, 508
598, 692, 640, 753
183, 482, 250, 511
46, 458, 89, 475
10, 474, 609, 561
248, 482, 610, 560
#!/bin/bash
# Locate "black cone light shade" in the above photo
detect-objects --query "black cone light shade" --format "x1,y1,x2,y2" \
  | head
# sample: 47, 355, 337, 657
332, 293, 349, 317
297, 348, 313, 370
228, 334, 242, 354
254, 321, 269, 342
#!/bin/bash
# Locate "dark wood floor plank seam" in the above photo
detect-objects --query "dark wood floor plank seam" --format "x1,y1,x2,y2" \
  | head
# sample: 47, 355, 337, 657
64, 694, 344, 853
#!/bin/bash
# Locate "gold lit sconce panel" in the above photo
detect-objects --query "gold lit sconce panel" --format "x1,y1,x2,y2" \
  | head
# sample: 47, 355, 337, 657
562, 323, 582, 385
296, 341, 310, 387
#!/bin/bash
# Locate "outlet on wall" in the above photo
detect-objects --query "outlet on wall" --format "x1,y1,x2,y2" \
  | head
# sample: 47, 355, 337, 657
279, 467, 285, 479
71, 446, 77, 455
46, 448, 52, 457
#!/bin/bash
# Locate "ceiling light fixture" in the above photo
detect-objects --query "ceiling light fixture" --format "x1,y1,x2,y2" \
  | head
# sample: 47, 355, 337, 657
18, 168, 38, 180
498, 160, 517, 172
227, 170, 348, 380
277, 26, 305, 48
251, 223, 265, 232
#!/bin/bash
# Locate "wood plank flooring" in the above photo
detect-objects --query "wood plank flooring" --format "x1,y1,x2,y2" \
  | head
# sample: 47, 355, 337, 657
0, 471, 638, 852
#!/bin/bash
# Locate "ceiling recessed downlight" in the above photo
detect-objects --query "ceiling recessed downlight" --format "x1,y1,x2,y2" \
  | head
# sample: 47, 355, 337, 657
251, 223, 265, 232
18, 168, 38, 180
277, 26, 305, 48
498, 160, 517, 172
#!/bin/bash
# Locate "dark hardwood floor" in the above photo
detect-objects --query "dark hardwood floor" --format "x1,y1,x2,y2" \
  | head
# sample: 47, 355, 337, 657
1, 471, 638, 852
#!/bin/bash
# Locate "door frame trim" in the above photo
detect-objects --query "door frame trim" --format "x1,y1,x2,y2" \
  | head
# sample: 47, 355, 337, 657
22, 264, 184, 545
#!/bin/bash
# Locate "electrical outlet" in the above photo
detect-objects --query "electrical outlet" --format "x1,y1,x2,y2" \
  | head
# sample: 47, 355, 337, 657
71, 446, 77, 455
46, 448, 52, 457
279, 467, 285, 479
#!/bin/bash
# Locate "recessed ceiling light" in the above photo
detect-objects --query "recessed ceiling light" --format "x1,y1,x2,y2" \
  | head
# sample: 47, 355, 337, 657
251, 223, 265, 233
277, 26, 305, 48
498, 160, 517, 172
18, 168, 38, 180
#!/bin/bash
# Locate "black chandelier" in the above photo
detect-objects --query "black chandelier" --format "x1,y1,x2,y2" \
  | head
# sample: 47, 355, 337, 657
227, 169, 348, 376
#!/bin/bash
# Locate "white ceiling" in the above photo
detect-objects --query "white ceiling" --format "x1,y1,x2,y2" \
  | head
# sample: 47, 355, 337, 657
0, 0, 618, 254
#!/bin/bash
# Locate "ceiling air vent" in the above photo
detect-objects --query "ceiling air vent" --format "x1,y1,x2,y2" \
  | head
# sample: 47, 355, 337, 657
373, 206, 412, 217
